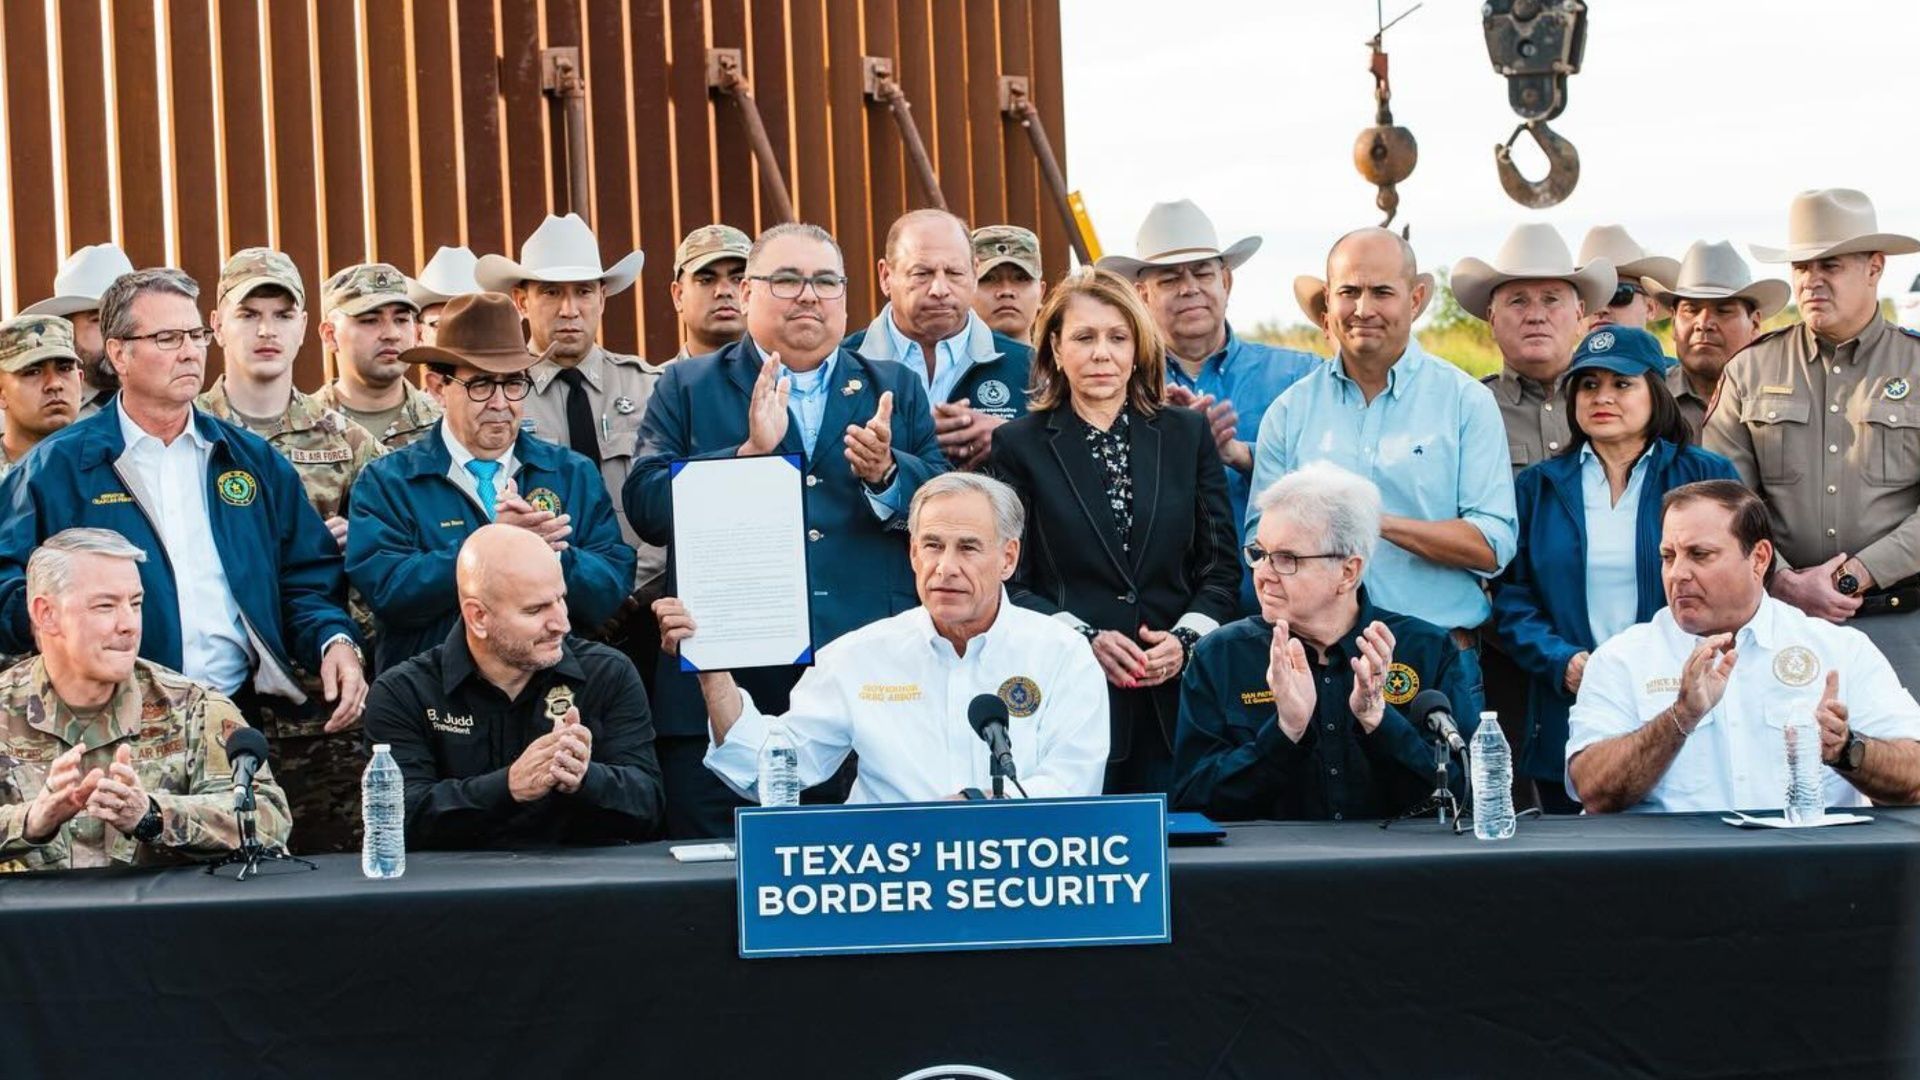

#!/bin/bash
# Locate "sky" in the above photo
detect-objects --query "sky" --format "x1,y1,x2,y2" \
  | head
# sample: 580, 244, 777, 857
1059, 0, 1920, 330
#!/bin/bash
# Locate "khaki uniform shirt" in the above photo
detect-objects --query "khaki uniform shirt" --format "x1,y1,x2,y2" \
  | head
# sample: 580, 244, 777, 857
523, 345, 666, 593
1482, 365, 1572, 475
1667, 364, 1715, 442
311, 379, 443, 450
198, 377, 383, 701
76, 385, 107, 420
0, 657, 291, 871
1703, 316, 1920, 587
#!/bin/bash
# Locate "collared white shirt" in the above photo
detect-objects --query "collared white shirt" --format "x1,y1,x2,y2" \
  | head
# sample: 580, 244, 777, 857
441, 422, 518, 515
1567, 595, 1920, 813
115, 403, 254, 694
880, 308, 970, 405
1579, 443, 1650, 647
704, 594, 1110, 803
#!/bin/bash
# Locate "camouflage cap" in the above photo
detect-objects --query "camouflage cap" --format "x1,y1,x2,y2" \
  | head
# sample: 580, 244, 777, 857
972, 225, 1041, 279
321, 263, 420, 318
673, 224, 752, 276
0, 315, 81, 374
218, 247, 306, 309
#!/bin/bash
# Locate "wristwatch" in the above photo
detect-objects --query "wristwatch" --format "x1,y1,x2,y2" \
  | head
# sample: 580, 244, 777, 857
1169, 626, 1203, 670
1835, 563, 1863, 597
861, 461, 899, 494
131, 797, 163, 843
1833, 731, 1868, 772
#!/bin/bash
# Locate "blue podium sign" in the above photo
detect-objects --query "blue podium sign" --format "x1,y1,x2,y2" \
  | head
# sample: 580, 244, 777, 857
735, 795, 1170, 959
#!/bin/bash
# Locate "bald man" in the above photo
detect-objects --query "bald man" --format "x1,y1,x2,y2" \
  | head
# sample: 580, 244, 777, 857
360, 524, 663, 849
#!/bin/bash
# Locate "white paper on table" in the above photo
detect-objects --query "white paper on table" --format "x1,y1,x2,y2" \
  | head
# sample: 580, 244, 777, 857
1719, 811, 1875, 829
669, 454, 814, 672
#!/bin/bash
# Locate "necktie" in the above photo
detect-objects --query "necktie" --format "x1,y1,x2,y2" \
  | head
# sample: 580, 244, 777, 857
554, 367, 602, 463
465, 458, 502, 520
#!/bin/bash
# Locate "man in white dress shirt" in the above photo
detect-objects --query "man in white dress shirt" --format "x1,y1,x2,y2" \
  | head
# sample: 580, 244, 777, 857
655, 472, 1109, 803
1569, 480, 1920, 813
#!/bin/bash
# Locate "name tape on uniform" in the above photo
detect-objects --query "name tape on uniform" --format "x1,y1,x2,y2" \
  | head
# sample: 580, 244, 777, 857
735, 795, 1170, 958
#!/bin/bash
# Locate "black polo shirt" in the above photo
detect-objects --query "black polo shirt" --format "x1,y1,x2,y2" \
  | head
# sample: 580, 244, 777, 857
362, 626, 664, 849
1170, 590, 1485, 822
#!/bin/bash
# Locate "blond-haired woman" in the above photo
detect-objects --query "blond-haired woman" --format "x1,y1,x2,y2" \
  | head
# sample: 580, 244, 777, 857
986, 268, 1239, 794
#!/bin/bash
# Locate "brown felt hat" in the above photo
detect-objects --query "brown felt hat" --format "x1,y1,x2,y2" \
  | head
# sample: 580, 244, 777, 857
398, 292, 536, 375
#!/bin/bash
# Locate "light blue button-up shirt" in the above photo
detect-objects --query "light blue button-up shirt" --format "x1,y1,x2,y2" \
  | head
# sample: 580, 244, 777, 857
775, 350, 903, 518
1578, 443, 1650, 648
1247, 340, 1517, 630
881, 308, 970, 405
1168, 326, 1321, 613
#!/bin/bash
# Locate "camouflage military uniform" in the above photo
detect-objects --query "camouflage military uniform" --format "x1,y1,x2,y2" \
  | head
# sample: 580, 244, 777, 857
310, 378, 442, 449
312, 262, 441, 450
0, 314, 85, 483
204, 249, 380, 854
0, 656, 291, 871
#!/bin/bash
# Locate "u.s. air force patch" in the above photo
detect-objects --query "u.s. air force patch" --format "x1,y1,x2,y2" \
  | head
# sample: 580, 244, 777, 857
998, 676, 1041, 717
545, 684, 576, 722
1383, 663, 1419, 705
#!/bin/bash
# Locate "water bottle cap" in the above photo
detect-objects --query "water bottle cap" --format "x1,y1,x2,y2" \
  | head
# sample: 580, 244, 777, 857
1479, 711, 1498, 721
372, 743, 391, 753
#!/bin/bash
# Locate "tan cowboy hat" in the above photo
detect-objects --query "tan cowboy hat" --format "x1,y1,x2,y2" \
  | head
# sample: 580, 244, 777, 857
474, 213, 643, 295
399, 292, 540, 375
1291, 272, 1436, 325
409, 246, 483, 307
1449, 223, 1617, 321
1641, 240, 1789, 321
1749, 188, 1920, 264
1578, 225, 1679, 286
1094, 199, 1261, 279
21, 243, 136, 317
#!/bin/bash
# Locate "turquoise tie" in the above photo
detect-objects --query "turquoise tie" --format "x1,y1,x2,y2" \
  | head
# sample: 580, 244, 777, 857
465, 458, 502, 520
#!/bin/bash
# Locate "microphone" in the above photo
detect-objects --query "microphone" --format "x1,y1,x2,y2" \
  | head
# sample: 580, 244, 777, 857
966, 694, 1019, 784
225, 727, 270, 810
1409, 689, 1466, 754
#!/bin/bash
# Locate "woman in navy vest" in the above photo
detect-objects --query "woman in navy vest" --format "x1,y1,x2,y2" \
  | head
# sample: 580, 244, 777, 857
1493, 326, 1738, 812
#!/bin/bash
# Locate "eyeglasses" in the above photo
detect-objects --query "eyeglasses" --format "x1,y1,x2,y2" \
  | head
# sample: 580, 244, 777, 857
1608, 283, 1645, 309
444, 373, 535, 403
749, 272, 848, 300
117, 326, 214, 351
1242, 545, 1345, 576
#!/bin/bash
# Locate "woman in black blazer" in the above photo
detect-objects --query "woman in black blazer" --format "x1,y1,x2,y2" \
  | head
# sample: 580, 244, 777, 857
987, 267, 1240, 794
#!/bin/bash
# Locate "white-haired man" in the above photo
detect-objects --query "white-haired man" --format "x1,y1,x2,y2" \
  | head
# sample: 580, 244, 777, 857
1174, 462, 1485, 822
654, 472, 1109, 803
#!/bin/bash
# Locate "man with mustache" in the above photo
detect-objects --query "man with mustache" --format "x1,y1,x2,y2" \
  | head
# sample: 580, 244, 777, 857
627, 221, 947, 838
671, 224, 751, 359
360, 522, 663, 849
1704, 189, 1920, 678
0, 268, 368, 742
1577, 225, 1679, 334
0, 316, 85, 478
346, 293, 636, 672
197, 247, 386, 854
311, 263, 442, 449
1569, 481, 1920, 814
1643, 241, 1786, 439
0, 528, 292, 871
480, 214, 664, 682
21, 243, 136, 418
845, 209, 1032, 471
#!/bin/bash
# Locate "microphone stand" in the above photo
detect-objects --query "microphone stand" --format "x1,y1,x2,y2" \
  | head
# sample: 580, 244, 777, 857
1382, 730, 1464, 833
203, 780, 317, 881
986, 746, 1029, 800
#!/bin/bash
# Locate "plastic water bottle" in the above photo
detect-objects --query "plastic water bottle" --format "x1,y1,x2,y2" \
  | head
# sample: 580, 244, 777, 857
1471, 711, 1517, 840
757, 722, 802, 807
361, 744, 406, 879
1785, 716, 1825, 825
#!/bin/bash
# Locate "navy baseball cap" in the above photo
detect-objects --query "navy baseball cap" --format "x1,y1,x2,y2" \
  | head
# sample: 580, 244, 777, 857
1568, 326, 1669, 378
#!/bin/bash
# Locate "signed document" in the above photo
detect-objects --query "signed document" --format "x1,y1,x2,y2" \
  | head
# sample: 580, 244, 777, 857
670, 454, 814, 672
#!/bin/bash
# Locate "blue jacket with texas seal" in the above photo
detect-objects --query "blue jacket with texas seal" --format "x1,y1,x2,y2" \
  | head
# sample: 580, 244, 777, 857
843, 307, 1033, 422
346, 422, 636, 671
0, 404, 358, 697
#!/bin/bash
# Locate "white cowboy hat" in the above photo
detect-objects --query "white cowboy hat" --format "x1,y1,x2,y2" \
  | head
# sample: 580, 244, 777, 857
408, 246, 483, 307
1748, 188, 1920, 264
20, 243, 136, 317
1578, 225, 1679, 287
1291, 272, 1436, 325
474, 213, 643, 295
1094, 199, 1261, 279
1640, 240, 1789, 321
1449, 223, 1617, 321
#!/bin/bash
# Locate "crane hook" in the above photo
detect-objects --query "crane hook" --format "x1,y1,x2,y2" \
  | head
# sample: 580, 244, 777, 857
1494, 120, 1579, 209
